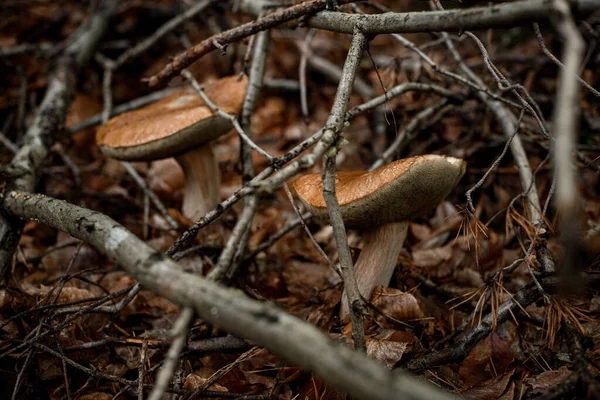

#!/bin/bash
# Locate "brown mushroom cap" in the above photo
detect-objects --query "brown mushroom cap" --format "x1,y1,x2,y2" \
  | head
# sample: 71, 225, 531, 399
96, 75, 248, 161
293, 155, 466, 228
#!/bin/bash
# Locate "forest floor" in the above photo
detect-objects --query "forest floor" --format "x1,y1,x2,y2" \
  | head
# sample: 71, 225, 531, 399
1, 1, 599, 399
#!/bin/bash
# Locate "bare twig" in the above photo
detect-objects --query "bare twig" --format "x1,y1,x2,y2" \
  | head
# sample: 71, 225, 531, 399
228, 28, 273, 278
245, 213, 313, 260
299, 29, 317, 122
181, 69, 273, 163
149, 0, 357, 86
150, 27, 272, 399
406, 275, 568, 372
320, 30, 368, 351
369, 99, 453, 170
346, 82, 461, 121
533, 22, 600, 97
0, 131, 18, 153
147, 307, 194, 400
466, 109, 527, 213
208, 196, 259, 281
549, 0, 585, 292
138, 337, 148, 400
116, 0, 213, 68
120, 161, 179, 230
442, 33, 543, 227
464, 31, 550, 137
283, 183, 337, 271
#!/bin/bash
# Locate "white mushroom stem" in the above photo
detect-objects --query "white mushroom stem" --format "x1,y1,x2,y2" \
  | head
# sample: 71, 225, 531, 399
175, 145, 221, 221
340, 221, 409, 319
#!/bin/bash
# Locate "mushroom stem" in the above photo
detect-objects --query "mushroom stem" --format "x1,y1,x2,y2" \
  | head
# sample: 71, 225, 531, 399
340, 221, 409, 318
175, 145, 220, 221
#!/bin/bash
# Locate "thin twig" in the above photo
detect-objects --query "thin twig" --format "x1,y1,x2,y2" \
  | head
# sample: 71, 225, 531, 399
120, 161, 179, 230
181, 69, 274, 163
115, 0, 213, 68
466, 109, 527, 213
299, 29, 317, 123
320, 30, 368, 351
533, 22, 600, 97
147, 308, 194, 400
370, 100, 453, 170
149, 0, 357, 86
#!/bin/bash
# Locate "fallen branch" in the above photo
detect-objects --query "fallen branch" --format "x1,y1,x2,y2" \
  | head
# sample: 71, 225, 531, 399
1, 190, 453, 400
308, 0, 599, 34
0, 0, 119, 275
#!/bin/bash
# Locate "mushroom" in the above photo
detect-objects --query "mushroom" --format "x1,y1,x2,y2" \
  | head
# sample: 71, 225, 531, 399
96, 75, 248, 221
293, 154, 466, 318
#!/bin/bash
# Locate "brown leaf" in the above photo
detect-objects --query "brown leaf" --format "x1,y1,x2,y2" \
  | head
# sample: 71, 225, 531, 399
460, 370, 515, 400
251, 97, 287, 137
298, 375, 347, 400
147, 158, 184, 196
526, 366, 572, 392
371, 287, 424, 327
184, 373, 229, 392
283, 260, 337, 302
39, 286, 95, 304
459, 332, 515, 387
66, 93, 103, 149
367, 338, 408, 368
77, 393, 114, 400
37, 355, 63, 381
441, 115, 464, 142
412, 244, 454, 268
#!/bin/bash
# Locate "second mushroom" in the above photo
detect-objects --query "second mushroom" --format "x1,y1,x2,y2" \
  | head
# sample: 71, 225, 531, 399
293, 154, 466, 319
96, 75, 248, 221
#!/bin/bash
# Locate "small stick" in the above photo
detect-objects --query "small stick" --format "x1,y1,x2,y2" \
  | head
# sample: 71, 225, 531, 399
149, 0, 356, 86
120, 161, 179, 230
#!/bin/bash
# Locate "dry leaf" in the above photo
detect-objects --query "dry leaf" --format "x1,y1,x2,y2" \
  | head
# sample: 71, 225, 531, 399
367, 338, 408, 368
460, 370, 515, 400
184, 373, 229, 393
371, 287, 424, 327
460, 332, 515, 387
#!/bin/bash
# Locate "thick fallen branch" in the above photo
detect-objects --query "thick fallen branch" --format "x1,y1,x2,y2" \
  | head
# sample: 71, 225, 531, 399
0, 0, 118, 275
152, 0, 599, 87
1, 191, 453, 400
308, 0, 599, 34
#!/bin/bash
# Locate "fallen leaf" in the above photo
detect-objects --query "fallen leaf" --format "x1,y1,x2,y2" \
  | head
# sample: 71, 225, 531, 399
367, 338, 408, 368
371, 287, 424, 327
526, 366, 572, 392
460, 370, 515, 400
460, 332, 515, 387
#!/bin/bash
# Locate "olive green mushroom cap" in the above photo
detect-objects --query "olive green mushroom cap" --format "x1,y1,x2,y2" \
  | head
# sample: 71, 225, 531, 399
96, 75, 248, 161
293, 154, 466, 228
